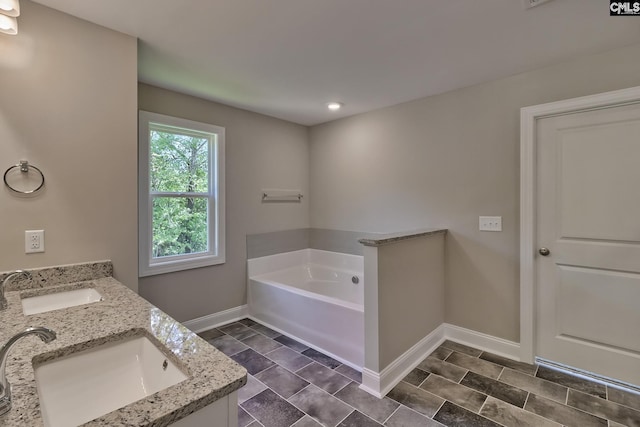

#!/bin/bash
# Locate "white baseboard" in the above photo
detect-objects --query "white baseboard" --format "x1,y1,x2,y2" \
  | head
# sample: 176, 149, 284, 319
443, 323, 521, 361
182, 305, 248, 333
182, 306, 522, 399
361, 323, 521, 397
360, 324, 446, 398
359, 369, 384, 398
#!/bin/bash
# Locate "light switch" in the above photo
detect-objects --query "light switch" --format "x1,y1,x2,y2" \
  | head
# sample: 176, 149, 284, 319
479, 216, 502, 232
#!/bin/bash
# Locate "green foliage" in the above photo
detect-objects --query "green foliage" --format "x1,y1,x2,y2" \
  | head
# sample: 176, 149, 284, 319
150, 129, 208, 193
150, 129, 210, 258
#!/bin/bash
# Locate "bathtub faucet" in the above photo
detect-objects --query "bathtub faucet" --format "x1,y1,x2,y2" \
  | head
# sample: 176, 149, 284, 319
0, 270, 31, 311
0, 327, 57, 417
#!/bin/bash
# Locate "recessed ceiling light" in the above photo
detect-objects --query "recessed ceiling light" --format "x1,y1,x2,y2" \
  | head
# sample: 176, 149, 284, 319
327, 102, 343, 111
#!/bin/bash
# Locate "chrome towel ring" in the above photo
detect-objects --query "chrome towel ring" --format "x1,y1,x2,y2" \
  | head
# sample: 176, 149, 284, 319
3, 160, 45, 194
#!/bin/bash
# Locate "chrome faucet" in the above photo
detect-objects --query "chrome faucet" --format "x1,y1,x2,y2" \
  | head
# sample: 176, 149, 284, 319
0, 327, 56, 416
0, 270, 31, 311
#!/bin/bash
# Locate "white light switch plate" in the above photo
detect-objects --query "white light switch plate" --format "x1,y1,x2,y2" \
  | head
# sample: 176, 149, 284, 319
479, 216, 502, 232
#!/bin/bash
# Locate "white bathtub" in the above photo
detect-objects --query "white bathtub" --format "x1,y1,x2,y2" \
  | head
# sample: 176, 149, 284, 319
248, 249, 364, 368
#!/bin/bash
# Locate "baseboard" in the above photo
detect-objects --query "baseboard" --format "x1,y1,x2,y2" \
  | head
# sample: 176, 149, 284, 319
182, 306, 522, 398
444, 323, 521, 361
360, 323, 521, 397
359, 369, 384, 398
182, 305, 248, 333
360, 324, 446, 398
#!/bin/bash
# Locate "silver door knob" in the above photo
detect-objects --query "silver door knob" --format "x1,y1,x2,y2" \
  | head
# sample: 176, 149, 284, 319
539, 247, 550, 256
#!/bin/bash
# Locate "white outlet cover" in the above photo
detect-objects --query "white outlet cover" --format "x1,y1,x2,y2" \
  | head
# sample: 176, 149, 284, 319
25, 230, 45, 253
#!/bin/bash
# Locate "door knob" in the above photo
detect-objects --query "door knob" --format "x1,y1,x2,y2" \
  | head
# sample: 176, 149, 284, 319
539, 247, 550, 256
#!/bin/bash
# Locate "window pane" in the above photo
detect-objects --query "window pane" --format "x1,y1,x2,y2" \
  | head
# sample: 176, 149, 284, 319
150, 128, 209, 193
152, 197, 208, 258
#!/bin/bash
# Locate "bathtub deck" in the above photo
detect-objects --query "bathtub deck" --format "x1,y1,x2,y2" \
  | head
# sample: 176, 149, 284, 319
198, 319, 640, 427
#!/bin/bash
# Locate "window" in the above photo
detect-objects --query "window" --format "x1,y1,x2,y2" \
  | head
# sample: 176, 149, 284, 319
139, 111, 225, 276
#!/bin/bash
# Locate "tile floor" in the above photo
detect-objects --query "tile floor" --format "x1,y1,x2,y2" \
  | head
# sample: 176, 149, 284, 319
197, 319, 640, 427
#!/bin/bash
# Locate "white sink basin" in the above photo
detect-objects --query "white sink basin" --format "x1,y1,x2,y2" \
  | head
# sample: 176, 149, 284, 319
35, 335, 188, 427
21, 288, 103, 315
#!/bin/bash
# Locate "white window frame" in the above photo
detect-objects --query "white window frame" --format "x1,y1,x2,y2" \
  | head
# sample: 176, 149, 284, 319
138, 111, 225, 277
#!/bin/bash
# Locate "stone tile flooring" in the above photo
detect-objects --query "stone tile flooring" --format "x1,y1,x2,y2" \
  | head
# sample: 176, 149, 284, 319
198, 320, 640, 427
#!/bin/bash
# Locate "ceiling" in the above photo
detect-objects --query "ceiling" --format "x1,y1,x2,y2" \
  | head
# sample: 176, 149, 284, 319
32, 0, 640, 125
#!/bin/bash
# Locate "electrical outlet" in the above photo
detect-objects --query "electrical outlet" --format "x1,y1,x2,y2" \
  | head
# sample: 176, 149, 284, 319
479, 216, 502, 232
25, 230, 45, 253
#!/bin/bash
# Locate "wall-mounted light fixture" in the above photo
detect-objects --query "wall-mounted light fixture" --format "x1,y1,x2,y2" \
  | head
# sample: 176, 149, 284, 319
0, 14, 17, 35
0, 0, 19, 35
0, 0, 19, 16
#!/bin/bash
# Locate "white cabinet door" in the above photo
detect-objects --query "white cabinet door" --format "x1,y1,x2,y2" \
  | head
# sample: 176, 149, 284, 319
171, 392, 238, 427
536, 102, 640, 385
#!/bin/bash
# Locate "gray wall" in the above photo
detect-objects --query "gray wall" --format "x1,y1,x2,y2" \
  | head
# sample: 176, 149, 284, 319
309, 42, 640, 342
309, 228, 366, 256
378, 234, 444, 368
247, 229, 309, 259
138, 84, 309, 322
246, 228, 367, 259
0, 1, 138, 290
363, 233, 445, 373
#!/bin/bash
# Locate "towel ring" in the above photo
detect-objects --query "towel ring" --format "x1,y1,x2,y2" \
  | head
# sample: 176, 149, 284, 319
3, 160, 45, 194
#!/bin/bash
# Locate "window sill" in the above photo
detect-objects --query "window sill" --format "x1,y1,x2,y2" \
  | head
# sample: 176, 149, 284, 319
139, 254, 225, 277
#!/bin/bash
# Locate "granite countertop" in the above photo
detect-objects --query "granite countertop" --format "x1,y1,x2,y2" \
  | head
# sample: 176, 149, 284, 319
0, 261, 247, 426
358, 227, 447, 247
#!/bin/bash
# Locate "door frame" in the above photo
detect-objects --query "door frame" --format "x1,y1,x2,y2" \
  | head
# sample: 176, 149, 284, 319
519, 85, 640, 364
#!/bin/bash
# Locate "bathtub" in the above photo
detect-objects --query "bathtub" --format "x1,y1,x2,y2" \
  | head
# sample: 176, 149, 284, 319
248, 249, 364, 368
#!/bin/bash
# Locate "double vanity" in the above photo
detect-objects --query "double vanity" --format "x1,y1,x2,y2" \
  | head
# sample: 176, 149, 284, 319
0, 261, 246, 426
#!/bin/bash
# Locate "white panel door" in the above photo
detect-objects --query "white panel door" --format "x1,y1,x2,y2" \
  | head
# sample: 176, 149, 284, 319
536, 102, 640, 385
